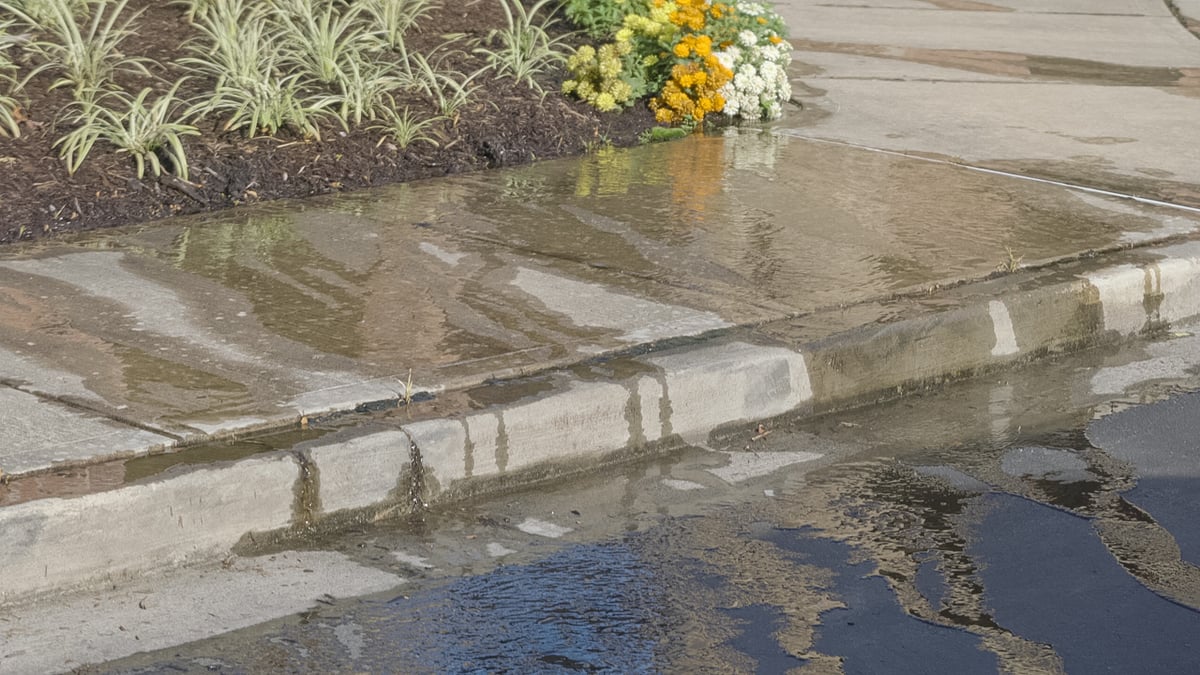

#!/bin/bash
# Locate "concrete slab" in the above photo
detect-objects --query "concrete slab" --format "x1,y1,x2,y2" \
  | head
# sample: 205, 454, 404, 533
794, 50, 1024, 82
0, 454, 299, 602
0, 387, 171, 475
6, 239, 1200, 606
1, 132, 1198, 477
799, 0, 1165, 13
0, 551, 402, 674
987, 0, 1169, 14
781, 81, 1200, 187
788, 7, 1200, 67
1177, 0, 1200, 22
778, 0, 1200, 202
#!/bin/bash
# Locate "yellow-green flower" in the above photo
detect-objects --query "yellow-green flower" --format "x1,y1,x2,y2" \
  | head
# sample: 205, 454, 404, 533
594, 92, 618, 111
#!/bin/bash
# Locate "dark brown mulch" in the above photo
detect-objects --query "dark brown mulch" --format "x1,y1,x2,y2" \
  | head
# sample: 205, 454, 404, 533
0, 0, 657, 244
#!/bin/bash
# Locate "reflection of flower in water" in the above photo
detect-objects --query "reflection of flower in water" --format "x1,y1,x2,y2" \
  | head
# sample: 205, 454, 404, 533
666, 135, 726, 221
571, 138, 726, 228
502, 174, 549, 202
723, 126, 786, 174
574, 146, 637, 197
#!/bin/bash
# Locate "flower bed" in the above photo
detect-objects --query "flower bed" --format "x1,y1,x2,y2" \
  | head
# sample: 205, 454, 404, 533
0, 0, 659, 242
562, 0, 792, 125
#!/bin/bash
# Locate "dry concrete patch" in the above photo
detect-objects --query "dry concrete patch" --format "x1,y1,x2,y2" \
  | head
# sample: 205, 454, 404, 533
0, 551, 403, 674
0, 387, 173, 475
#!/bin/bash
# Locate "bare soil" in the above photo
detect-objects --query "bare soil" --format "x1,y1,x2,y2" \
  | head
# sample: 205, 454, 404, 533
0, 0, 657, 244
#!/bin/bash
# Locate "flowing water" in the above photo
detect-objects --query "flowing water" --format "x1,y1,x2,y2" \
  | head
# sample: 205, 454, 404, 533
95, 320, 1200, 673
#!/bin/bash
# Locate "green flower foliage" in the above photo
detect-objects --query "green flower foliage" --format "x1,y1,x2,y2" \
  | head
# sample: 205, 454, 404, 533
562, 0, 631, 39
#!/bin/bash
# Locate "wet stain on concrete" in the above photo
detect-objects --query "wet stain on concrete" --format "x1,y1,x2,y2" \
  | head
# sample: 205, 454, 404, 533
977, 158, 1200, 209
917, 0, 1012, 11
792, 40, 1197, 88
1144, 263, 1166, 330
292, 451, 322, 529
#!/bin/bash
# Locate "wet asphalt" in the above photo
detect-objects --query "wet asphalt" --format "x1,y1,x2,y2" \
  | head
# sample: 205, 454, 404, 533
93, 330, 1200, 674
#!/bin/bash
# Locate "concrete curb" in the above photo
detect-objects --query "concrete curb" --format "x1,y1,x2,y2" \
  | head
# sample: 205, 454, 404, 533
4, 242, 1200, 605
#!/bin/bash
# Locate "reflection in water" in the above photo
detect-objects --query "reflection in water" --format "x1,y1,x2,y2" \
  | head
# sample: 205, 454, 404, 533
171, 215, 369, 358
382, 544, 660, 673
6, 130, 1189, 434
114, 343, 251, 419
99, 386, 1200, 673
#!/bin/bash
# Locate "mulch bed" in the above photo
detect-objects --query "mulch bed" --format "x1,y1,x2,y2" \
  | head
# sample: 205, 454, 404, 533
0, 0, 657, 244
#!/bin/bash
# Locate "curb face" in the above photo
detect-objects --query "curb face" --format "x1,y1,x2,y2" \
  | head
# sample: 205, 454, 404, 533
4, 242, 1200, 604
0, 455, 298, 605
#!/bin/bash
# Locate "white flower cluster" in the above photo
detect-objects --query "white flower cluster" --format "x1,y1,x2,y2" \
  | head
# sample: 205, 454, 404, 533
735, 1, 764, 15
716, 39, 792, 121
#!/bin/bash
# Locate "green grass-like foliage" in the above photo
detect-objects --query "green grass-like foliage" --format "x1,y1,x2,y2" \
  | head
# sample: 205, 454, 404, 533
180, 0, 275, 88
638, 125, 688, 143
182, 0, 328, 138
358, 0, 437, 53
0, 18, 16, 75
3, 0, 88, 28
315, 58, 403, 127
208, 68, 331, 139
0, 94, 19, 136
172, 0, 214, 24
369, 104, 442, 149
475, 0, 569, 94
1, 19, 23, 137
271, 0, 370, 88
55, 81, 200, 178
2, 0, 152, 98
0, 0, 504, 175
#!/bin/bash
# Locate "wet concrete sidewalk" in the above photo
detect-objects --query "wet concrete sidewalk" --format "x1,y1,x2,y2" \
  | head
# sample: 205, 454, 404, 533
6, 0, 1199, 482
2, 128, 1199, 478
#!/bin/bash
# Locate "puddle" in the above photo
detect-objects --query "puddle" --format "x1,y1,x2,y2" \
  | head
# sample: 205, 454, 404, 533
88, 312, 1200, 673
1, 125, 1193, 462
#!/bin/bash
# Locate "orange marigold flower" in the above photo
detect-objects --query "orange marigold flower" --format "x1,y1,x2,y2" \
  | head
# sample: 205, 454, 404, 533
673, 42, 690, 58
757, 16, 768, 24
769, 35, 782, 44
